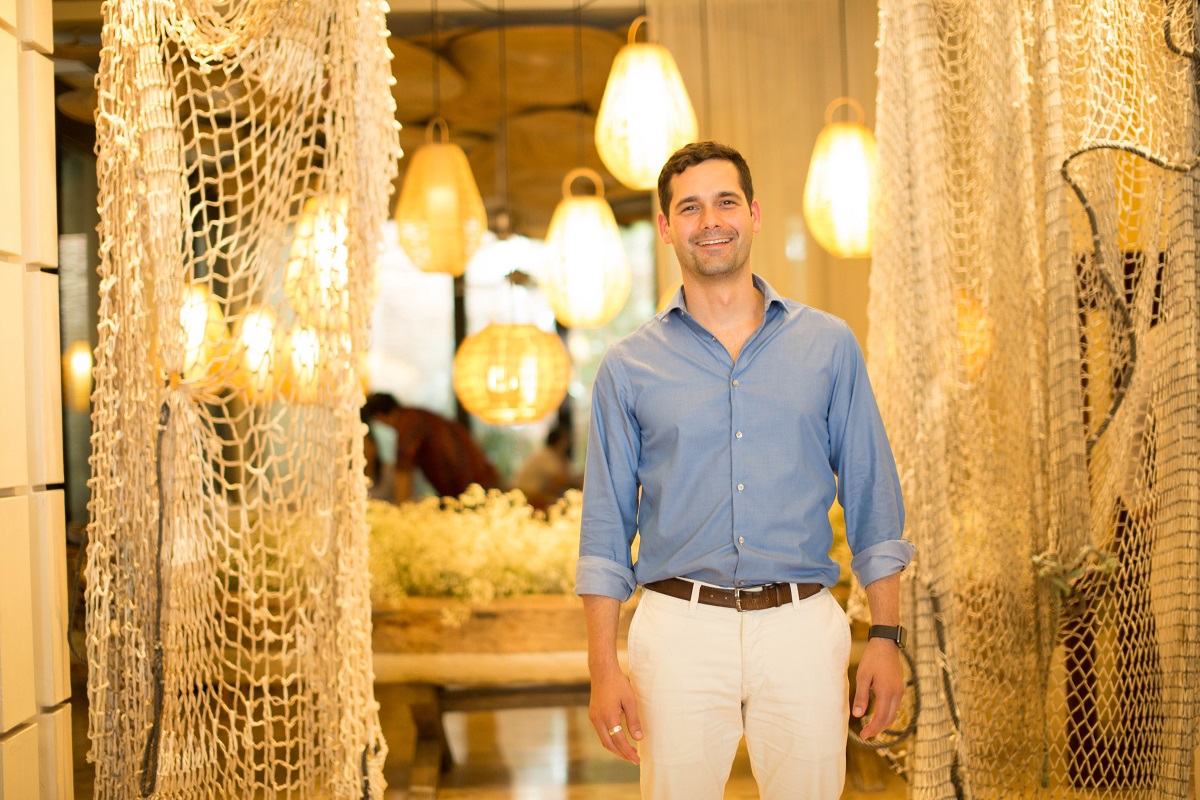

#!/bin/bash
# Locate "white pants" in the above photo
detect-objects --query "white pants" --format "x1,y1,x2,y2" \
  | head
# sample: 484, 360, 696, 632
627, 585, 851, 800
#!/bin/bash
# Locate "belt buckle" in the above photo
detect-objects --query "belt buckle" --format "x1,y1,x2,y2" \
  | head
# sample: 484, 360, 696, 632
734, 587, 744, 612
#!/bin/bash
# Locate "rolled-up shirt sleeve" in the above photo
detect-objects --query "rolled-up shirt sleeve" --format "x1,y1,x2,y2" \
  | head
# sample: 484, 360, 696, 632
576, 352, 642, 601
826, 326, 913, 586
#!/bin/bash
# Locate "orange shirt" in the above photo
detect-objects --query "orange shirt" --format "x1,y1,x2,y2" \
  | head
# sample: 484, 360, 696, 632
392, 408, 501, 498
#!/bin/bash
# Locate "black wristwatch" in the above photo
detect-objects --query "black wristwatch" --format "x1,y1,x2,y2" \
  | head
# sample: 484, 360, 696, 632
868, 624, 907, 649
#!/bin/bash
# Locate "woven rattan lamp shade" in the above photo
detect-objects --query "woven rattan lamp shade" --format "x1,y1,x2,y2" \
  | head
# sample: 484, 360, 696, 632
179, 282, 226, 383
802, 98, 878, 259
395, 119, 487, 276
595, 16, 697, 191
230, 304, 280, 404
541, 168, 631, 328
285, 194, 350, 328
453, 323, 570, 425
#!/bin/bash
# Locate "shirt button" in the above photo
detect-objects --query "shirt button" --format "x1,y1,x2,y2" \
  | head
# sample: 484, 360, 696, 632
735, 431, 743, 439
738, 536, 745, 544
737, 483, 744, 491
732, 379, 739, 387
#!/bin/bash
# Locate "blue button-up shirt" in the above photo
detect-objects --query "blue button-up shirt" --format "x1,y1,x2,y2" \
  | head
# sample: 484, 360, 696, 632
576, 275, 912, 602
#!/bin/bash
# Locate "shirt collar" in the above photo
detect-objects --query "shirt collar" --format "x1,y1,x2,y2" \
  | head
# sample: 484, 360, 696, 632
656, 273, 791, 321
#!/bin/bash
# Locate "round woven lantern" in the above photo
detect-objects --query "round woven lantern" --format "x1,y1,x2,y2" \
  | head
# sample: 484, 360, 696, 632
285, 193, 350, 329
802, 98, 878, 259
453, 323, 570, 425
594, 16, 697, 191
394, 118, 487, 277
541, 168, 631, 329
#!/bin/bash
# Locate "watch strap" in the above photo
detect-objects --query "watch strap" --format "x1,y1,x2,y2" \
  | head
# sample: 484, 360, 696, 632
868, 624, 907, 649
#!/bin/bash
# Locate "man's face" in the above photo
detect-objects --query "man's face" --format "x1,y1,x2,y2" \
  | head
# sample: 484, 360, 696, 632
658, 159, 760, 281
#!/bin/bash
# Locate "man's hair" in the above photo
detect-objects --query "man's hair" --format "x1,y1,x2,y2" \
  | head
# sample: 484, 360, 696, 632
657, 141, 755, 213
362, 391, 401, 422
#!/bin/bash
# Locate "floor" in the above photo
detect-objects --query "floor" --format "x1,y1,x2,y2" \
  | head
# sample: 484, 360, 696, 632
71, 676, 906, 799
383, 705, 907, 800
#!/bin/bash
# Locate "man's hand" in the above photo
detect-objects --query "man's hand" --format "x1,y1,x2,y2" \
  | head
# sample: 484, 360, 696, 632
852, 637, 904, 739
583, 594, 642, 764
587, 665, 642, 764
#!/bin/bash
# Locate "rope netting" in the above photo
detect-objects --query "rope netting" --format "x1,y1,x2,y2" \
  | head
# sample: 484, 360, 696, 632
85, 0, 399, 797
871, 0, 1199, 796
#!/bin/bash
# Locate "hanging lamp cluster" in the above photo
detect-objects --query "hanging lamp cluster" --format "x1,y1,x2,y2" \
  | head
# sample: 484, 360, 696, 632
391, 7, 699, 424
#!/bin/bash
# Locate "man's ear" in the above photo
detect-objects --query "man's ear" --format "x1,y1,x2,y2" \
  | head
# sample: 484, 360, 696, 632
658, 212, 674, 244
751, 200, 762, 233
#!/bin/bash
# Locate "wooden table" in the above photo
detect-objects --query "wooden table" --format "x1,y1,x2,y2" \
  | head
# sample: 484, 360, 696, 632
372, 594, 634, 798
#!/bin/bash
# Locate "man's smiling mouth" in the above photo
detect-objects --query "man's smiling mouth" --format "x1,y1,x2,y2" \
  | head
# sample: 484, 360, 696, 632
696, 236, 733, 246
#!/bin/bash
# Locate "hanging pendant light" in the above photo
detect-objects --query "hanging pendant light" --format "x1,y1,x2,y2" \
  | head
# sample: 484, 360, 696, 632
541, 168, 631, 328
802, 97, 878, 259
453, 323, 570, 425
802, 0, 877, 259
595, 15, 697, 191
394, 117, 487, 276
285, 193, 350, 329
179, 282, 226, 383
231, 304, 279, 404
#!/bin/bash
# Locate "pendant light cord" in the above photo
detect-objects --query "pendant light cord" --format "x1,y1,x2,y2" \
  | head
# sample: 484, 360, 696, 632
838, 0, 850, 112
432, 0, 441, 115
699, 0, 711, 135
498, 0, 510, 213
574, 0, 585, 166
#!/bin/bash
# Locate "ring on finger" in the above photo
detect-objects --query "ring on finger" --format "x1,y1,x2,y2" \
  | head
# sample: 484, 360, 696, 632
607, 724, 622, 736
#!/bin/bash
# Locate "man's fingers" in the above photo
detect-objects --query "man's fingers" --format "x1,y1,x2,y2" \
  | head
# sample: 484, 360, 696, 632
851, 683, 871, 718
624, 701, 644, 741
611, 726, 641, 764
594, 719, 640, 764
859, 694, 901, 739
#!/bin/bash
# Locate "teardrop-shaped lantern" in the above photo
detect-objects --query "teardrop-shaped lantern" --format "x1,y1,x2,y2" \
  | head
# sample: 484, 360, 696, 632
285, 193, 350, 329
541, 168, 631, 329
595, 16, 698, 191
453, 324, 570, 426
394, 118, 487, 276
279, 324, 322, 404
231, 304, 280, 404
179, 282, 226, 383
802, 98, 878, 259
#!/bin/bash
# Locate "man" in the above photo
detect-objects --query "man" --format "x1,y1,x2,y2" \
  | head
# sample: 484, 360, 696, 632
577, 141, 913, 799
362, 392, 501, 501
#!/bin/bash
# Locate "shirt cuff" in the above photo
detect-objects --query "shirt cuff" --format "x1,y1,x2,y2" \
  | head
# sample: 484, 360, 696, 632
575, 555, 637, 602
851, 538, 915, 587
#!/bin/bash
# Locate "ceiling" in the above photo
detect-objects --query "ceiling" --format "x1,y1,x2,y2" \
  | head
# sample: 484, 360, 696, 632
51, 0, 651, 238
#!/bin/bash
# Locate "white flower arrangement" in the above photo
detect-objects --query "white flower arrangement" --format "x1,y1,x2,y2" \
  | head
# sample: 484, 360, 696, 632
366, 486, 853, 610
367, 485, 582, 607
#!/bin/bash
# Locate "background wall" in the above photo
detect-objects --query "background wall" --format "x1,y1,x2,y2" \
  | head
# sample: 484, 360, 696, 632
0, 0, 73, 796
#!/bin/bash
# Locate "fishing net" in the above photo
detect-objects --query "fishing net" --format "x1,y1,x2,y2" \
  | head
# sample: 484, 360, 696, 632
871, 0, 1200, 797
85, 0, 399, 797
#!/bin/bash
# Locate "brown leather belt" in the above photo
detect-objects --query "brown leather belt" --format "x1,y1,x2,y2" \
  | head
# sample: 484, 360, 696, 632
643, 577, 823, 612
